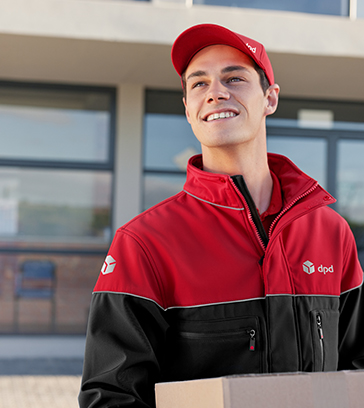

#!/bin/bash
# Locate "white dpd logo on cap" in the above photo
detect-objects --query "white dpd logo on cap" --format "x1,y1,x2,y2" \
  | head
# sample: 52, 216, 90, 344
246, 43, 256, 53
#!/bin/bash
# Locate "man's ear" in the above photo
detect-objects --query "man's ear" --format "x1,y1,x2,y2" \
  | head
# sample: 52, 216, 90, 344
265, 84, 280, 116
183, 97, 192, 124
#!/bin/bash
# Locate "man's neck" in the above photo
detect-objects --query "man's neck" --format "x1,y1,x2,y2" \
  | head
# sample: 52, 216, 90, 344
201, 145, 273, 214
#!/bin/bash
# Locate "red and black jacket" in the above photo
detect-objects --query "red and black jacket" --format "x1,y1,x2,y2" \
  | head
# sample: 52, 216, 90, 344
79, 154, 364, 408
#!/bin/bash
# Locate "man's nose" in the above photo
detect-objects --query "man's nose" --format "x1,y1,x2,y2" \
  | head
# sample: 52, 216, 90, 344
206, 81, 230, 103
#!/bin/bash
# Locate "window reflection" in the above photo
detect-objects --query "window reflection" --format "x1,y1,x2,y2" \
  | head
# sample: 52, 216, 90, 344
0, 252, 103, 334
143, 113, 201, 210
0, 167, 112, 244
338, 140, 364, 223
358, 0, 364, 18
193, 0, 349, 16
143, 174, 186, 211
337, 140, 364, 262
0, 87, 112, 163
267, 136, 327, 188
0, 106, 109, 162
144, 114, 200, 171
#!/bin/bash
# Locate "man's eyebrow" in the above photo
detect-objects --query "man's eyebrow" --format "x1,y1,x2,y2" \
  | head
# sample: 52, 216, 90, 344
186, 70, 207, 82
186, 65, 249, 82
221, 65, 249, 74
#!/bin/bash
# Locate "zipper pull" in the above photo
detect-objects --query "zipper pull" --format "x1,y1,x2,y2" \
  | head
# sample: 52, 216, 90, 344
316, 314, 324, 340
248, 329, 256, 352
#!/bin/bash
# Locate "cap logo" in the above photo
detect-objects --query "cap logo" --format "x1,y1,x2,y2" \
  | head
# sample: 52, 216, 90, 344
246, 43, 256, 53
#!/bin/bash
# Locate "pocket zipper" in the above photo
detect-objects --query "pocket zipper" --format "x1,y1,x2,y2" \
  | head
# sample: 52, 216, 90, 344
316, 313, 324, 371
248, 329, 256, 352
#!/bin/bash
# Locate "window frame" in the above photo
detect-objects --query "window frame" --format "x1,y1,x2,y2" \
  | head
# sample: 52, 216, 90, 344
267, 124, 364, 207
191, 0, 350, 17
0, 80, 117, 171
0, 80, 117, 255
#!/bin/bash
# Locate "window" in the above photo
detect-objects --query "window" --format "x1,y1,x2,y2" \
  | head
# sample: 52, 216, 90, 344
267, 136, 327, 188
0, 168, 112, 243
358, 0, 364, 17
337, 139, 364, 264
0, 82, 115, 334
193, 0, 350, 16
0, 98, 110, 163
0, 82, 115, 249
143, 90, 201, 210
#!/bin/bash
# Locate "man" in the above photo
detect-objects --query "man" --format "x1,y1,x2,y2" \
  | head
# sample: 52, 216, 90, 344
79, 24, 364, 408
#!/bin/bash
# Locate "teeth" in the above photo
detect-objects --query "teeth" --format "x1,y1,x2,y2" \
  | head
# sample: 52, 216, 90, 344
206, 112, 237, 122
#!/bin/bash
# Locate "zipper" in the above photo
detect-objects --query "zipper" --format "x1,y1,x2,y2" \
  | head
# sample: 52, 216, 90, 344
316, 313, 324, 371
268, 181, 319, 239
231, 176, 322, 252
179, 328, 254, 340
179, 327, 257, 352
248, 329, 256, 352
230, 176, 268, 251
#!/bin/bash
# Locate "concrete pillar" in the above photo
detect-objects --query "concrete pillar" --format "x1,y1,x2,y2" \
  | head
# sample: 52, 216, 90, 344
113, 83, 144, 235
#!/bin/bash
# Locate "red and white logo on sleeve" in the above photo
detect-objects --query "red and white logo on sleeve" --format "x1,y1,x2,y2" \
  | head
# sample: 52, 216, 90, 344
101, 255, 117, 275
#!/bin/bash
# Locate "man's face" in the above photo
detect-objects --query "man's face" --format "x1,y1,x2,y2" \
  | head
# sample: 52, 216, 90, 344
183, 45, 277, 153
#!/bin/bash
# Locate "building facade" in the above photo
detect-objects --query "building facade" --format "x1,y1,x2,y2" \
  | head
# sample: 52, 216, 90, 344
0, 0, 364, 334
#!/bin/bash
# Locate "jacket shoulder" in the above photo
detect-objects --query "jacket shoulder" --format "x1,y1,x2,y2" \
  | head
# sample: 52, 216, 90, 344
122, 190, 186, 231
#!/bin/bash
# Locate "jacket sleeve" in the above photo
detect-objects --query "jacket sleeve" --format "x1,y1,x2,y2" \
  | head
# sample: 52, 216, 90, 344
79, 229, 169, 408
338, 283, 364, 369
338, 225, 364, 370
78, 292, 168, 408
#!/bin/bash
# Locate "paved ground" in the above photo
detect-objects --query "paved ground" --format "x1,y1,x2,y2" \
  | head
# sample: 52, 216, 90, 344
0, 336, 85, 408
0, 375, 82, 408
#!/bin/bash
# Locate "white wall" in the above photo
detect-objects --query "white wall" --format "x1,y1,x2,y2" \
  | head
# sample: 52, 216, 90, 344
0, 0, 364, 100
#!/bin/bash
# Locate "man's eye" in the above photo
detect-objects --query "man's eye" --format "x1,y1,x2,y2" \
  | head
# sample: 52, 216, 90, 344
192, 81, 205, 89
228, 77, 243, 83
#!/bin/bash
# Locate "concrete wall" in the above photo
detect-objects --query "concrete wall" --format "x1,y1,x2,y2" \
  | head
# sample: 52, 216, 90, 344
0, 0, 364, 100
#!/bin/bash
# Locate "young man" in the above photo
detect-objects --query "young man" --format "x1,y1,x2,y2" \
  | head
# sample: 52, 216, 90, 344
79, 24, 364, 408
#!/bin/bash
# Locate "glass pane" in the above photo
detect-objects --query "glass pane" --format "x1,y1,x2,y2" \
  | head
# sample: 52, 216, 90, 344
337, 140, 364, 263
0, 86, 112, 163
143, 174, 186, 210
144, 114, 201, 171
358, 0, 364, 18
0, 167, 112, 245
267, 136, 327, 188
272, 98, 364, 125
194, 0, 349, 16
0, 252, 104, 334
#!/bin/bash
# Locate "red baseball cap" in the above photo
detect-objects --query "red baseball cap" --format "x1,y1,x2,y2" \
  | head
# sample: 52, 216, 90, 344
171, 23, 274, 86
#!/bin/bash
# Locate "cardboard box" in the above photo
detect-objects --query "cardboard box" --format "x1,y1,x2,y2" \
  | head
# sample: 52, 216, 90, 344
155, 370, 364, 408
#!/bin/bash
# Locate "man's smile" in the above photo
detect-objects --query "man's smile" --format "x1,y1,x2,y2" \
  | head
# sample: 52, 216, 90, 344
204, 111, 239, 122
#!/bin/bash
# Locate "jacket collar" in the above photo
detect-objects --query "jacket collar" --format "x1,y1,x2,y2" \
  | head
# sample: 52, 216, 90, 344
183, 154, 335, 210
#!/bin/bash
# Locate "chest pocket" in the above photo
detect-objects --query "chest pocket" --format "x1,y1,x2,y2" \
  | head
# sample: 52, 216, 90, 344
161, 315, 263, 382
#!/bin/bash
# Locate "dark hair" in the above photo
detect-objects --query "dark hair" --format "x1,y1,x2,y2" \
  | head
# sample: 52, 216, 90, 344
181, 73, 187, 99
181, 63, 270, 99
254, 64, 270, 94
